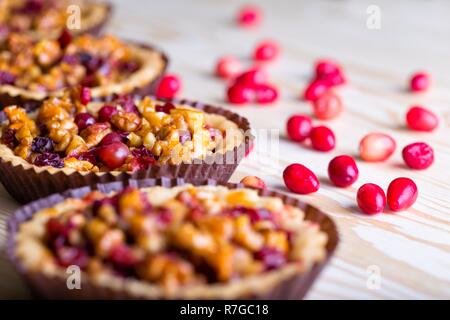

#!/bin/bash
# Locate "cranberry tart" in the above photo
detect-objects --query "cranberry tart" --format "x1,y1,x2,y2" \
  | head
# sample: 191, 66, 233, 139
0, 32, 167, 110
0, 92, 252, 203
7, 180, 337, 299
0, 0, 111, 40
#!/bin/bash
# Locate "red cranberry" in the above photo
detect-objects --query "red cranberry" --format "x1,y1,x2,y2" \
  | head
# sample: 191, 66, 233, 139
320, 71, 346, 87
156, 74, 181, 99
315, 59, 340, 78
387, 177, 418, 212
357, 183, 386, 215
255, 247, 286, 270
237, 5, 261, 27
98, 105, 118, 122
402, 142, 434, 170
359, 133, 396, 162
312, 91, 343, 120
215, 56, 242, 79
315, 59, 346, 86
55, 246, 89, 268
406, 106, 439, 132
57, 29, 72, 48
240, 176, 266, 189
80, 87, 92, 105
227, 83, 253, 104
410, 72, 430, 92
100, 132, 125, 146
234, 68, 268, 86
130, 147, 156, 171
310, 126, 336, 152
110, 244, 137, 269
283, 163, 320, 194
286, 115, 312, 142
155, 102, 175, 114
96, 142, 130, 169
255, 84, 279, 104
303, 80, 329, 101
77, 150, 97, 165
74, 113, 96, 131
253, 40, 280, 61
328, 155, 359, 187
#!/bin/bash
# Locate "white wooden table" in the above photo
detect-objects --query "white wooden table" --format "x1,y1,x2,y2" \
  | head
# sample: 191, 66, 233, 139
1, 0, 449, 299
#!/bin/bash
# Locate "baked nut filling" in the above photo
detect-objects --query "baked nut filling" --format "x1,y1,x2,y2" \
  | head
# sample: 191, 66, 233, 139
0, 32, 141, 92
0, 0, 110, 39
0, 90, 243, 171
15, 185, 328, 293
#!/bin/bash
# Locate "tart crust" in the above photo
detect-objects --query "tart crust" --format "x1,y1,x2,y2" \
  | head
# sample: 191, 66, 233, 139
8, 180, 338, 299
0, 42, 168, 109
0, 99, 252, 203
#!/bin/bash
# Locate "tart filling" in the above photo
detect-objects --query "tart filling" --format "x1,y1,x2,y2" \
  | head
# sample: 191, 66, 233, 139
0, 0, 110, 40
15, 185, 328, 296
0, 90, 244, 172
0, 32, 166, 100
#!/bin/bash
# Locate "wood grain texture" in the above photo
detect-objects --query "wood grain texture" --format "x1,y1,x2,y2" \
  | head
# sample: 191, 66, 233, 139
0, 0, 449, 299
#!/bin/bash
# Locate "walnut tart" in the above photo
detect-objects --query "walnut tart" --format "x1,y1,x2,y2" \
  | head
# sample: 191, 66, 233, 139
7, 179, 338, 299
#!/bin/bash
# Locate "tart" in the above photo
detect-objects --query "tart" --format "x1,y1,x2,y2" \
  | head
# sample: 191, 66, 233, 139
7, 179, 338, 299
0, 32, 168, 110
0, 0, 111, 40
0, 92, 252, 203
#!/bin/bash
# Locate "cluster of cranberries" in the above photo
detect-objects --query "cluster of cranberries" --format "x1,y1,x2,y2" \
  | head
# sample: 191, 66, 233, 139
277, 63, 439, 214
286, 114, 336, 152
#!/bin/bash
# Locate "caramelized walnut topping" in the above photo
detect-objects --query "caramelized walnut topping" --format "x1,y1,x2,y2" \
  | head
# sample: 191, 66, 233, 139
29, 186, 327, 291
0, 31, 140, 92
1, 92, 227, 170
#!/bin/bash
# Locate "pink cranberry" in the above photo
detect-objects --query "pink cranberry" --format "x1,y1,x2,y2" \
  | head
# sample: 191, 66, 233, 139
312, 91, 343, 120
227, 83, 253, 104
240, 176, 266, 189
96, 142, 130, 169
283, 163, 320, 194
406, 106, 439, 132
80, 87, 92, 105
215, 56, 242, 79
156, 74, 181, 99
402, 142, 434, 170
100, 132, 125, 146
303, 80, 329, 101
98, 105, 118, 122
237, 5, 262, 28
286, 115, 312, 142
253, 40, 280, 62
410, 72, 430, 92
359, 133, 396, 162
74, 113, 96, 131
328, 155, 359, 187
357, 183, 386, 215
310, 126, 336, 152
387, 177, 418, 211
255, 84, 279, 104
235, 68, 268, 86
